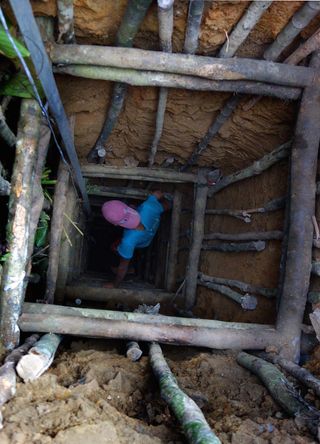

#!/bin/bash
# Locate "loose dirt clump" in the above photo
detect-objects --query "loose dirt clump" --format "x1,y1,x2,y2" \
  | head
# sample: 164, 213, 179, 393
0, 340, 316, 444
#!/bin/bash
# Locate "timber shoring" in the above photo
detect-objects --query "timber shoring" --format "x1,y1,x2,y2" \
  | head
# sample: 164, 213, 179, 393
277, 52, 320, 363
0, 100, 42, 350
203, 231, 283, 242
183, 0, 204, 55
165, 190, 182, 292
50, 44, 315, 88
19, 303, 279, 350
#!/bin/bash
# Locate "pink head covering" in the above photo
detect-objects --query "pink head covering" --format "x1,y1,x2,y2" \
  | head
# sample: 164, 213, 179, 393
102, 200, 140, 229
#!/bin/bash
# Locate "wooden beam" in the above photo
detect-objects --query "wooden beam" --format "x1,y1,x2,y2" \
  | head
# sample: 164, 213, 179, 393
183, 0, 204, 55
165, 190, 182, 292
19, 303, 279, 350
203, 230, 283, 241
50, 44, 315, 87
88, 185, 149, 200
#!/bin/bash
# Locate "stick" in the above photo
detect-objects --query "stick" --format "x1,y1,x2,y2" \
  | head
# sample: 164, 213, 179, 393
87, 184, 149, 200
148, 0, 173, 166
184, 170, 208, 310
126, 341, 143, 361
284, 28, 320, 65
50, 44, 315, 87
310, 308, 320, 342
16, 333, 62, 382
0, 162, 10, 195
219, 1, 272, 58
0, 100, 42, 351
183, 0, 204, 55
202, 241, 266, 253
204, 230, 283, 241
0, 103, 16, 147
19, 302, 279, 350
166, 190, 182, 292
198, 280, 257, 310
149, 342, 221, 443
57, 0, 75, 43
277, 52, 320, 363
45, 161, 70, 304
198, 273, 277, 299
88, 0, 152, 163
264, 1, 320, 61
208, 141, 291, 197
237, 352, 320, 436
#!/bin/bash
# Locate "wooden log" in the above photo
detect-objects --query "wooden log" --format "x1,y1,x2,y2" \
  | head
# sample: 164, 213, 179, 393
88, 0, 152, 163
202, 241, 266, 253
264, 1, 320, 61
82, 164, 197, 183
198, 280, 257, 310
45, 162, 70, 304
0, 100, 42, 351
87, 185, 149, 200
50, 44, 315, 87
203, 230, 283, 242
148, 0, 173, 166
57, 0, 75, 43
0, 103, 16, 147
284, 28, 320, 65
219, 1, 272, 58
16, 333, 62, 382
149, 342, 221, 443
277, 52, 320, 363
54, 65, 302, 101
126, 341, 143, 361
198, 273, 277, 299
19, 302, 279, 349
0, 161, 10, 195
257, 352, 320, 398
165, 190, 182, 292
208, 141, 291, 197
183, 0, 204, 55
237, 352, 320, 436
184, 170, 208, 310
308, 292, 320, 304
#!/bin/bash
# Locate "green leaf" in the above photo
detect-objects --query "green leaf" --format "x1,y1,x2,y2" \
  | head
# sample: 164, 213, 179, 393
0, 71, 44, 98
0, 27, 30, 58
35, 211, 50, 248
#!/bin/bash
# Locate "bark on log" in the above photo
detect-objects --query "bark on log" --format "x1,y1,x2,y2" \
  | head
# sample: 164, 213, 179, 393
183, 0, 204, 55
16, 333, 62, 382
19, 302, 279, 350
264, 1, 320, 61
277, 52, 320, 363
284, 28, 320, 65
0, 173, 10, 196
55, 65, 302, 101
165, 190, 182, 292
50, 44, 315, 87
149, 342, 221, 443
198, 280, 257, 310
208, 141, 291, 197
310, 308, 320, 342
57, 0, 75, 43
237, 352, 320, 436
126, 341, 143, 361
203, 230, 283, 242
202, 241, 266, 253
0, 100, 42, 351
148, 0, 173, 166
219, 1, 272, 58
198, 273, 277, 299
87, 185, 149, 200
82, 164, 197, 183
45, 162, 70, 304
0, 104, 16, 147
88, 0, 152, 163
184, 170, 208, 310
257, 352, 320, 398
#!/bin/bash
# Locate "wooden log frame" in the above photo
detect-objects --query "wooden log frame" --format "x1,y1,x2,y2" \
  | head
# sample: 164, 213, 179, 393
87, 0, 152, 163
165, 189, 182, 292
202, 241, 266, 253
277, 52, 320, 363
0, 161, 10, 196
284, 28, 320, 65
203, 230, 283, 242
0, 100, 42, 351
19, 302, 279, 350
50, 44, 315, 88
264, 1, 320, 62
184, 170, 208, 310
57, 0, 75, 43
81, 164, 197, 183
87, 185, 149, 200
0, 103, 16, 148
183, 0, 204, 55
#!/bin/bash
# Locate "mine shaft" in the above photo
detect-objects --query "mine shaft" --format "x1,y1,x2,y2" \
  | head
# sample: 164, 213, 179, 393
1, 1, 320, 442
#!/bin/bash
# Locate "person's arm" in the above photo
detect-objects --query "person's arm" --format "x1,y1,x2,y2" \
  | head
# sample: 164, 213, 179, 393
114, 257, 130, 288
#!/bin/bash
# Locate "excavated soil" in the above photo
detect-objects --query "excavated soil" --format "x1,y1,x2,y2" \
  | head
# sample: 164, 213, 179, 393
0, 340, 318, 444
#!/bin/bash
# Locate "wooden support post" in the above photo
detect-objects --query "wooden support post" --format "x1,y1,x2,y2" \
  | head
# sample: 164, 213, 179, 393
198, 280, 257, 310
149, 342, 221, 443
0, 161, 10, 196
184, 170, 208, 310
203, 230, 283, 241
45, 162, 70, 304
0, 100, 42, 350
284, 28, 320, 65
277, 52, 320, 363
87, 185, 149, 200
165, 190, 182, 292
202, 241, 266, 253
19, 302, 279, 350
57, 0, 76, 43
0, 104, 16, 147
183, 0, 204, 55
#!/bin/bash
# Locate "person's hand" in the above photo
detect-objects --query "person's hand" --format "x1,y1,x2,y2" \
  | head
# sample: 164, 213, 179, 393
104, 282, 115, 289
152, 190, 163, 200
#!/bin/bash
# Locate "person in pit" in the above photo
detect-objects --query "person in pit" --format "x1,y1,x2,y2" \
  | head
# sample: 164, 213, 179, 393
102, 191, 171, 288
